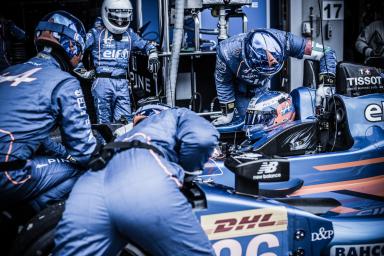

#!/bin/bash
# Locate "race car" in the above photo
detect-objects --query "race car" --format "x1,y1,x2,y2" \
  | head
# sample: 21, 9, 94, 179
5, 61, 384, 256
198, 61, 384, 255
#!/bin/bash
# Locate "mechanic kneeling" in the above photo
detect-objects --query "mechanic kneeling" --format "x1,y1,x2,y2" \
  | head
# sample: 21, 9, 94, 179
0, 11, 96, 212
54, 105, 219, 256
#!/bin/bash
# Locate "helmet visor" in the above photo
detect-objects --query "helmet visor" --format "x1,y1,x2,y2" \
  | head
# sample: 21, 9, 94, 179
107, 9, 132, 27
244, 109, 275, 127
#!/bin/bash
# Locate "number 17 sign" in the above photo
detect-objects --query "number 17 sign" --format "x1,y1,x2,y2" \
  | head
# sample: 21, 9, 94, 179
322, 1, 344, 21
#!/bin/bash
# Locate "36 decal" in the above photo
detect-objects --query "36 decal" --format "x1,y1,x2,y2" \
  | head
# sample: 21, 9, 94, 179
212, 234, 280, 256
201, 207, 287, 240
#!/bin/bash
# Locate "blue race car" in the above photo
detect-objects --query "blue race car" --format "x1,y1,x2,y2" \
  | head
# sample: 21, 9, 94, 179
197, 61, 384, 255
6, 61, 384, 256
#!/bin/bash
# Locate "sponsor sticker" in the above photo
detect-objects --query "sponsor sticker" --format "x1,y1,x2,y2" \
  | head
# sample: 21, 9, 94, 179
330, 243, 384, 256
346, 76, 382, 87
357, 206, 384, 216
253, 162, 281, 180
201, 207, 288, 240
102, 49, 129, 59
311, 227, 334, 241
235, 159, 289, 182
364, 102, 384, 122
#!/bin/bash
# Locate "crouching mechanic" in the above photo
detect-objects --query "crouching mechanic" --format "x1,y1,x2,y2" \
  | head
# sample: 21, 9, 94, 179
0, 11, 96, 211
85, 0, 160, 124
54, 105, 219, 256
212, 28, 337, 126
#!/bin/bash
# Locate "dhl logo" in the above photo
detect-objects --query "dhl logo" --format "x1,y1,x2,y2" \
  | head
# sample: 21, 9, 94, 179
213, 213, 276, 233
201, 207, 288, 240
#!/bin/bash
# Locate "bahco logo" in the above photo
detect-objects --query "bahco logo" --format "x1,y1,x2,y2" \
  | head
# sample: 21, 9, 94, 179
311, 227, 334, 241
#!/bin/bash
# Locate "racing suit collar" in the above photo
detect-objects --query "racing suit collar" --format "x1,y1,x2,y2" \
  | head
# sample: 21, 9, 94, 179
37, 51, 61, 68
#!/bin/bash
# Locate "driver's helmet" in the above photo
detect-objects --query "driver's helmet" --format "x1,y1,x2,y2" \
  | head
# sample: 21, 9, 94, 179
34, 10, 86, 65
101, 0, 133, 34
243, 91, 295, 140
245, 31, 284, 76
133, 103, 171, 125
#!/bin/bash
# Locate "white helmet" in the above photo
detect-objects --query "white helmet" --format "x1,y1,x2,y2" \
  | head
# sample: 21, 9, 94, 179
101, 0, 133, 34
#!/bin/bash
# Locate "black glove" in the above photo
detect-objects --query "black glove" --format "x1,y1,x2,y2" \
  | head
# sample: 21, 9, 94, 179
319, 72, 336, 86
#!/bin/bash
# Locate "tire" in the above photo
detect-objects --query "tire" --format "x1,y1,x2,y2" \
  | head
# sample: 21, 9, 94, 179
8, 201, 148, 256
0, 210, 19, 255
7, 202, 64, 256
22, 229, 56, 256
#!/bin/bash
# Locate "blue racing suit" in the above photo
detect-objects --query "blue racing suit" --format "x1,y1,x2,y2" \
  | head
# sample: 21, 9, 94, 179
54, 108, 219, 256
0, 52, 96, 211
215, 28, 337, 123
86, 17, 156, 123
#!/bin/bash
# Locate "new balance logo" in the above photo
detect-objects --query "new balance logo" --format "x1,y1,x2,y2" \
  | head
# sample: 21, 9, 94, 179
257, 161, 278, 175
253, 162, 281, 180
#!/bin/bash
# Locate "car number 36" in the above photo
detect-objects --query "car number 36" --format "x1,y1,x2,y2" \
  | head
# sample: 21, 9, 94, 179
212, 234, 280, 256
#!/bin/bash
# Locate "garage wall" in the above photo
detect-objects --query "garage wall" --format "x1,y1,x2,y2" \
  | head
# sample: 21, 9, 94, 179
289, 0, 344, 90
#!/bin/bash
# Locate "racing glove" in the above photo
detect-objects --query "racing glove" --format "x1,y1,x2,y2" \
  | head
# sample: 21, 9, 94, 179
147, 49, 160, 73
113, 123, 134, 137
73, 67, 95, 80
212, 102, 235, 126
316, 72, 336, 108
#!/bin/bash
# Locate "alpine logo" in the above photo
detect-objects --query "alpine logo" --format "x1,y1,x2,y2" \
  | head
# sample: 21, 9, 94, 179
201, 207, 288, 240
364, 102, 384, 122
254, 161, 281, 180
330, 243, 384, 256
358, 68, 371, 75
0, 68, 42, 86
311, 227, 334, 241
